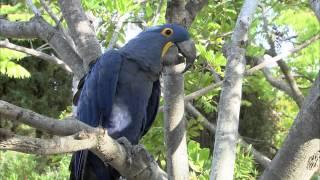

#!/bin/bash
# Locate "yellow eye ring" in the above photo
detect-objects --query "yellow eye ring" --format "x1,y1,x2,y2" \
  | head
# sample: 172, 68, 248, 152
161, 28, 174, 37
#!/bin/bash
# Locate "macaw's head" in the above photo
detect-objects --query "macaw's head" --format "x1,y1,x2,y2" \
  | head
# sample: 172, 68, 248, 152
119, 24, 196, 74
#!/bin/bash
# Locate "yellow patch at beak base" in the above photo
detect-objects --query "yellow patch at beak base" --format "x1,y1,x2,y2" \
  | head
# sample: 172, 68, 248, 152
161, 42, 174, 58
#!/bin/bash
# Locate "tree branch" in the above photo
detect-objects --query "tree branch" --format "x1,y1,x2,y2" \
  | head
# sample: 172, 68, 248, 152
261, 72, 320, 180
163, 0, 208, 178
0, 18, 38, 39
277, 60, 304, 107
309, 0, 320, 22
0, 100, 93, 136
26, 0, 42, 16
0, 128, 97, 154
185, 102, 271, 169
159, 34, 318, 112
261, 10, 304, 107
246, 34, 320, 74
248, 56, 297, 98
152, 0, 164, 25
210, 0, 259, 179
107, 13, 129, 50
0, 39, 72, 72
0, 17, 85, 78
57, 0, 102, 68
0, 100, 167, 179
40, 0, 60, 25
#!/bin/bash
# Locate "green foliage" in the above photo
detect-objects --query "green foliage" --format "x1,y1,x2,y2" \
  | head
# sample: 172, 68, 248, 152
0, 48, 30, 78
141, 113, 166, 168
0, 151, 71, 180
1, 0, 319, 179
234, 145, 259, 180
188, 140, 211, 180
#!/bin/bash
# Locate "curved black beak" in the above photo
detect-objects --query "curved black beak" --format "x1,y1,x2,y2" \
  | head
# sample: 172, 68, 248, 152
176, 39, 197, 73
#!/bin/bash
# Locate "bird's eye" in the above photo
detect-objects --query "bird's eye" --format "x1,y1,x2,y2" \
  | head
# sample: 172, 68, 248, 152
161, 28, 173, 37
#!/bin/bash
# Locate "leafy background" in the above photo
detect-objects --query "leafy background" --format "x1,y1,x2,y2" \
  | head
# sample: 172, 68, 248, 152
0, 0, 319, 179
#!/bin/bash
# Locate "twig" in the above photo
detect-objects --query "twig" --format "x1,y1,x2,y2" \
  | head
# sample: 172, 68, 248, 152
0, 39, 72, 72
204, 60, 222, 82
260, 7, 304, 107
159, 35, 318, 111
216, 31, 233, 38
246, 34, 320, 74
107, 13, 129, 50
152, 0, 164, 25
26, 0, 41, 16
185, 102, 271, 169
40, 0, 60, 24
249, 56, 296, 98
0, 17, 85, 78
277, 60, 304, 107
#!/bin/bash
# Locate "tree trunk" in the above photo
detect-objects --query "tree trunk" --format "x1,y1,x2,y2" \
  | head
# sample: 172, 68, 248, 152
164, 1, 189, 179
163, 67, 189, 180
209, 0, 259, 179
260, 72, 320, 180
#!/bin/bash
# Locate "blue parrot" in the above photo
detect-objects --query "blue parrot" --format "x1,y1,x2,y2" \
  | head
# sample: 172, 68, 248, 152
70, 24, 196, 180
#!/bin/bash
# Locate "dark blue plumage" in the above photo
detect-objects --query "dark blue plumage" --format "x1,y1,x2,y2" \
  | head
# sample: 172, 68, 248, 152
70, 24, 195, 180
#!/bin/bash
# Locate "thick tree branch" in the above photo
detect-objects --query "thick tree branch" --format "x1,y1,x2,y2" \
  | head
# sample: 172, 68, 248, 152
39, 0, 78, 61
0, 100, 167, 179
309, 0, 320, 21
164, 0, 208, 179
210, 1, 259, 179
0, 18, 38, 39
185, 103, 272, 169
0, 17, 85, 78
261, 72, 320, 180
0, 100, 94, 136
0, 128, 97, 154
58, 0, 102, 68
0, 39, 72, 72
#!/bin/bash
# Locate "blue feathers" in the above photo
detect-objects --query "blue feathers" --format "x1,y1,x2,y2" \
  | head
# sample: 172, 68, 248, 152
70, 24, 191, 180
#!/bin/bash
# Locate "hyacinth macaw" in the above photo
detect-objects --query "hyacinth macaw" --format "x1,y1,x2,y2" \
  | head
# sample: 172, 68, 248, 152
70, 24, 196, 180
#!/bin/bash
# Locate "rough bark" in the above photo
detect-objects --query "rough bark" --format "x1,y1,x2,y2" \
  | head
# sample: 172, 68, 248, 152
0, 100, 167, 180
58, 0, 102, 69
260, 72, 320, 180
210, 1, 259, 179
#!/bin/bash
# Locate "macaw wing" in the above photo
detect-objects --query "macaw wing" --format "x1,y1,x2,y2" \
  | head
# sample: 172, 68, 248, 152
71, 50, 123, 180
76, 50, 123, 127
142, 80, 160, 136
